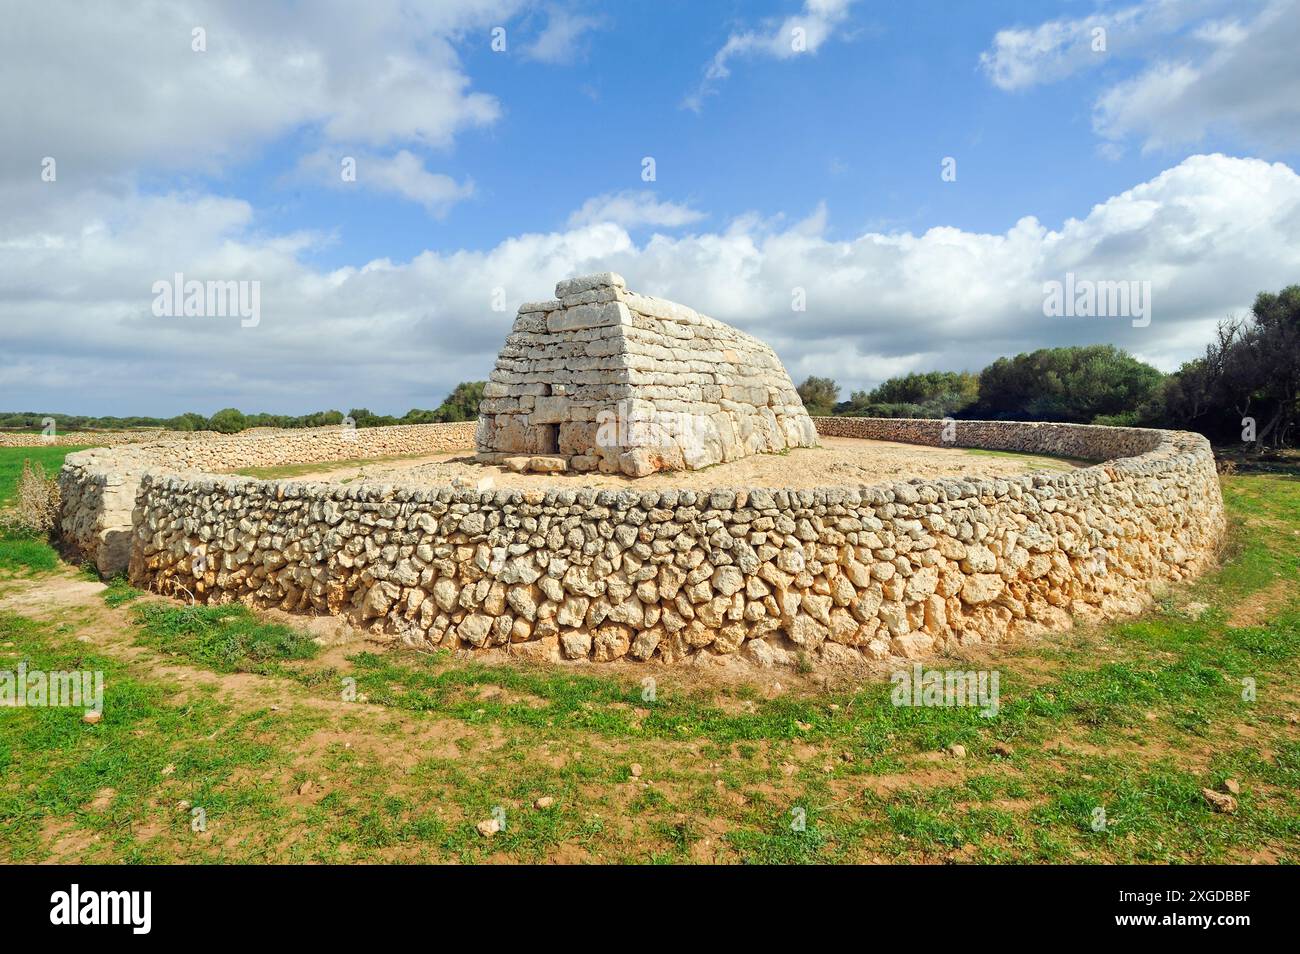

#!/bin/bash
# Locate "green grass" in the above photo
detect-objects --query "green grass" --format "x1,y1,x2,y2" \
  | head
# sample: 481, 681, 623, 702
0, 446, 88, 576
129, 602, 320, 673
0, 535, 59, 574
0, 611, 323, 863
0, 445, 88, 506
1, 470, 1297, 863
101, 575, 143, 608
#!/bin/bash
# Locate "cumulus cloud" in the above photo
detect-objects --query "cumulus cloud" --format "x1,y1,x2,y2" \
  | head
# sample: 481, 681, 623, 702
566, 191, 706, 229
684, 0, 856, 111
521, 6, 605, 63
3, 155, 1298, 415
0, 0, 526, 190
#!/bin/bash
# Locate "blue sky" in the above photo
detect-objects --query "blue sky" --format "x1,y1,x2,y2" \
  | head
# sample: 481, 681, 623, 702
222, 0, 1246, 267
3, 0, 1299, 416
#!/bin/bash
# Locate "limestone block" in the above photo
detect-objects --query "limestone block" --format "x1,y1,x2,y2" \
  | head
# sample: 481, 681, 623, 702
555, 272, 626, 298
546, 301, 632, 333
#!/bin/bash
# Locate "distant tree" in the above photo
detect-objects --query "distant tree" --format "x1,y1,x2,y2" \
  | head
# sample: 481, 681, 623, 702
165, 412, 208, 431
797, 376, 839, 415
1139, 286, 1300, 450
207, 408, 248, 433
347, 408, 398, 428
973, 345, 1163, 424
836, 370, 978, 418
431, 381, 486, 422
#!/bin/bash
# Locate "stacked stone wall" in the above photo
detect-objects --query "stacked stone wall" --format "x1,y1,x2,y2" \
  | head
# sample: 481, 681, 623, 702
0, 430, 180, 448
55, 417, 1224, 667
58, 422, 476, 572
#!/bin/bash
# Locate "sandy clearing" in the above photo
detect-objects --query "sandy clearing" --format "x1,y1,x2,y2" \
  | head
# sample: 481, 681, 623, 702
239, 436, 1083, 491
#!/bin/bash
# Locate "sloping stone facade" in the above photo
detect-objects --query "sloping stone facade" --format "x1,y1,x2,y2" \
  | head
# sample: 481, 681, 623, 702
475, 273, 818, 477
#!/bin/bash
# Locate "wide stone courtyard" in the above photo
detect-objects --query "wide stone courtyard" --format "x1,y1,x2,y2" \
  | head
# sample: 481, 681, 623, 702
249, 435, 1082, 492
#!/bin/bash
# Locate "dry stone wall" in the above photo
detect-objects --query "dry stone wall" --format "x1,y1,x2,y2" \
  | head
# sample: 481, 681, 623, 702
0, 430, 173, 448
58, 422, 476, 574
476, 272, 818, 477
57, 417, 1224, 668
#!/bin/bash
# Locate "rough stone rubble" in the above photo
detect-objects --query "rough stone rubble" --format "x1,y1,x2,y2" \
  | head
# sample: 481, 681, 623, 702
475, 272, 818, 477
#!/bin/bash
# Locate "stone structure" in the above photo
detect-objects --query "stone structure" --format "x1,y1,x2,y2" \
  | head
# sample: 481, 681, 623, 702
58, 422, 477, 574
475, 273, 818, 477
0, 430, 171, 448
56, 418, 1224, 668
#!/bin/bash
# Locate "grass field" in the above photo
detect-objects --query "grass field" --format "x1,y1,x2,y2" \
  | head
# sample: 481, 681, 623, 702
0, 444, 87, 505
0, 445, 1297, 863
0, 445, 87, 574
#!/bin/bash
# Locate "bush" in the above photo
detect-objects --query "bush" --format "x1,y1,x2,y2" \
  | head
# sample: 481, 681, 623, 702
207, 407, 248, 433
0, 459, 60, 538
797, 376, 840, 415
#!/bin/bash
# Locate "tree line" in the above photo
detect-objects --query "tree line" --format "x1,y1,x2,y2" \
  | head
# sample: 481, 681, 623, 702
0, 381, 487, 435
797, 284, 1299, 450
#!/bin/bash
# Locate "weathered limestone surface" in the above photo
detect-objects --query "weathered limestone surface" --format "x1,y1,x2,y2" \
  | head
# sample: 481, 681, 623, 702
475, 273, 818, 477
58, 417, 1225, 669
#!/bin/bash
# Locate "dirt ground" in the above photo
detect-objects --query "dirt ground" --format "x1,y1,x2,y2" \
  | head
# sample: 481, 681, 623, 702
260, 437, 1082, 490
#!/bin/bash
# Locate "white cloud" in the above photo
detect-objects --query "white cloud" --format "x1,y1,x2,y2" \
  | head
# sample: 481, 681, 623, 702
981, 0, 1300, 153
1093, 0, 1300, 151
685, 0, 856, 111
521, 6, 605, 63
566, 191, 706, 229
979, 3, 1150, 91
0, 0, 528, 188
298, 150, 474, 216
2, 155, 1298, 414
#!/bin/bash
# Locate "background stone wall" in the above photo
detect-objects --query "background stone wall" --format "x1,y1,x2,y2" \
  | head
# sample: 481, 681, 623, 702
0, 430, 171, 448
57, 417, 1225, 667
